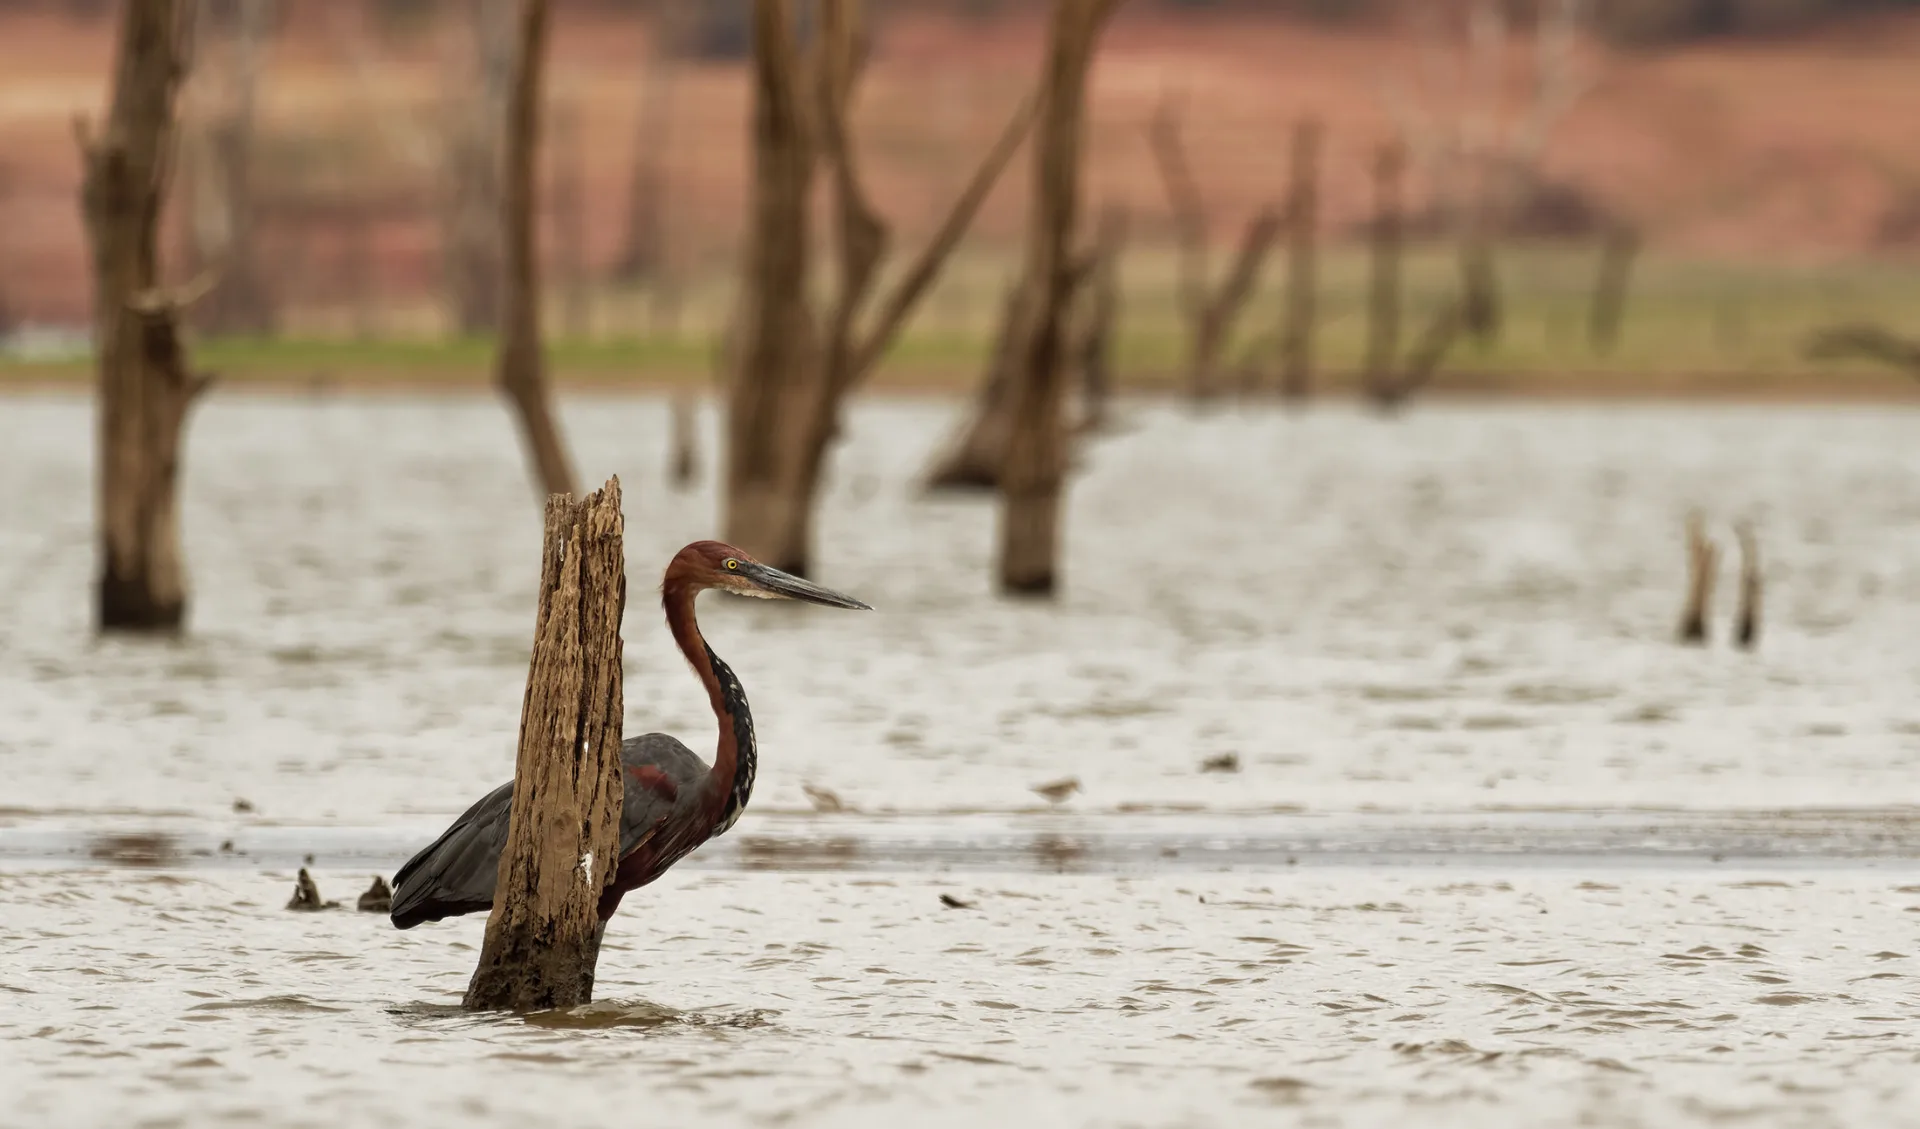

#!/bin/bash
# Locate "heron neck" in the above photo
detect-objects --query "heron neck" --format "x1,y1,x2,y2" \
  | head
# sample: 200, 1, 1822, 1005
662, 583, 757, 833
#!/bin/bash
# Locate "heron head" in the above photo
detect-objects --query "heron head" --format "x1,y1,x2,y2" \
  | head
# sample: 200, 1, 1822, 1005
669, 541, 873, 611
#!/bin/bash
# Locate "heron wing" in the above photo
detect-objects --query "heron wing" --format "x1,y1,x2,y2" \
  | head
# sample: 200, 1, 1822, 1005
387, 732, 711, 930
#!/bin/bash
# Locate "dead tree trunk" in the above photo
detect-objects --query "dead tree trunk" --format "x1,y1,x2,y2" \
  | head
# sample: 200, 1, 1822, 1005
1734, 522, 1760, 651
1147, 95, 1280, 404
465, 478, 627, 1012
924, 280, 1029, 492
81, 0, 208, 632
1075, 205, 1126, 433
1278, 116, 1320, 403
1678, 512, 1717, 646
496, 0, 578, 499
1363, 141, 1405, 403
726, 0, 1034, 574
1588, 225, 1637, 355
997, 0, 1119, 596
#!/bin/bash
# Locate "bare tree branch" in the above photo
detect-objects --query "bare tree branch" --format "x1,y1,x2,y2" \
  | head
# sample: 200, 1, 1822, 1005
846, 91, 1038, 386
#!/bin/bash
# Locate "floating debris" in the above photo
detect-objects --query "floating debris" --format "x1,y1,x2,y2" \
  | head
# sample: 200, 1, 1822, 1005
1200, 752, 1241, 774
356, 876, 393, 914
801, 783, 844, 813
939, 893, 974, 910
1031, 777, 1081, 804
286, 868, 339, 912
232, 798, 255, 814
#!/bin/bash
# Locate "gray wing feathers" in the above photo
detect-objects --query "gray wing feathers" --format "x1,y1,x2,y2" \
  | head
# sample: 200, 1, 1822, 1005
388, 733, 708, 930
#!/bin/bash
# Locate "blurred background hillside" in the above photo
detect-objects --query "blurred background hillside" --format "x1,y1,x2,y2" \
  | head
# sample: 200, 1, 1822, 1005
2, 0, 1919, 391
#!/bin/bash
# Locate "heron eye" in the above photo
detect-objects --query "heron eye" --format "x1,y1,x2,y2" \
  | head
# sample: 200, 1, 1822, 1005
725, 559, 739, 570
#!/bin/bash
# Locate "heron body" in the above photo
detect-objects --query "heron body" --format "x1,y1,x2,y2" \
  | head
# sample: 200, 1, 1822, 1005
389, 541, 869, 932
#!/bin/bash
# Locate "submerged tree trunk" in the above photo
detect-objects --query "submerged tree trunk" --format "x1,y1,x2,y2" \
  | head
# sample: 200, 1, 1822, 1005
496, 0, 578, 499
82, 0, 207, 632
997, 0, 1118, 596
727, 0, 1034, 575
723, 0, 817, 572
465, 479, 627, 1012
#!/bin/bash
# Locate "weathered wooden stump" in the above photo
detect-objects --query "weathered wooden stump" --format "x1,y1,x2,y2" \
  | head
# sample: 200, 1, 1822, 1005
464, 477, 627, 1012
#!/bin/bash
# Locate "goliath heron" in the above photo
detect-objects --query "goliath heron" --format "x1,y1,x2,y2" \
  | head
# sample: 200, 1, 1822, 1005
388, 540, 871, 930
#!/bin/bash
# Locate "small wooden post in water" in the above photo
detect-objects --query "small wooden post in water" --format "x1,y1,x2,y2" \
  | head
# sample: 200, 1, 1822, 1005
465, 477, 627, 1012
1678, 512, 1717, 647
1734, 522, 1761, 651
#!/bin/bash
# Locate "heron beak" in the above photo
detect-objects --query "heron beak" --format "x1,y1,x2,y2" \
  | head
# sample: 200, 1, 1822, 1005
739, 562, 874, 610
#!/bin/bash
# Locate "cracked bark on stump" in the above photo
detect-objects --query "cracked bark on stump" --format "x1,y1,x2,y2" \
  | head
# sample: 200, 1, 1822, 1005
997, 0, 1120, 597
465, 478, 627, 1013
496, 0, 578, 500
82, 0, 208, 633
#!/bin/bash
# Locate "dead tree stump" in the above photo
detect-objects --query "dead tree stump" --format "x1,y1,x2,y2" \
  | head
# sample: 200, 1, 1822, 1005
1678, 512, 1717, 647
81, 0, 209, 633
464, 477, 627, 1012
1734, 522, 1760, 651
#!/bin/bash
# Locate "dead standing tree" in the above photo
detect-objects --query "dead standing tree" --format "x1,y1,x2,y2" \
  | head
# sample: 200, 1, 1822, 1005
1147, 94, 1281, 404
1380, 0, 1591, 346
997, 0, 1122, 596
725, 0, 1035, 576
1278, 116, 1320, 403
1362, 140, 1464, 413
465, 478, 627, 1012
496, 0, 578, 499
80, 0, 209, 631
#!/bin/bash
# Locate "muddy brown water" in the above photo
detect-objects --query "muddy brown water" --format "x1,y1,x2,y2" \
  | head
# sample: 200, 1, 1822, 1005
3, 394, 1920, 1127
